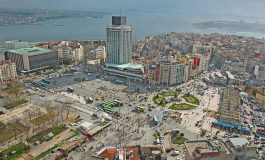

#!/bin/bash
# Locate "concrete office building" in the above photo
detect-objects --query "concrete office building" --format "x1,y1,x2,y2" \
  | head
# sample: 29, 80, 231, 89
218, 87, 241, 123
106, 16, 133, 64
159, 62, 185, 86
0, 60, 17, 83
5, 47, 58, 73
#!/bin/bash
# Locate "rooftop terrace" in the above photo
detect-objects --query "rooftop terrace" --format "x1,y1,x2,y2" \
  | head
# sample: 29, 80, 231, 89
9, 47, 52, 56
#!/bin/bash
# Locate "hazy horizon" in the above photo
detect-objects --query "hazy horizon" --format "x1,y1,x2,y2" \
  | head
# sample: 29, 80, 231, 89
1, 0, 265, 17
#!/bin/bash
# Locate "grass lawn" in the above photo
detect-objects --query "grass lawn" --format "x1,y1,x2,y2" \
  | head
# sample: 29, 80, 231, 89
99, 121, 110, 127
30, 112, 58, 126
171, 132, 188, 144
35, 144, 59, 160
182, 93, 200, 105
3, 99, 28, 110
0, 122, 29, 144
1, 86, 21, 95
153, 96, 166, 107
171, 136, 188, 144
0, 143, 30, 160
26, 133, 46, 145
50, 125, 67, 135
160, 91, 176, 97
26, 125, 67, 144
169, 103, 196, 110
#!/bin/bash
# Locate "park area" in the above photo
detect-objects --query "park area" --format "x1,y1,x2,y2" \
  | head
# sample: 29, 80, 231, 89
182, 93, 200, 105
171, 131, 188, 144
26, 125, 67, 145
153, 90, 177, 107
153, 90, 200, 110
30, 112, 58, 126
0, 143, 30, 160
2, 99, 28, 110
0, 122, 29, 144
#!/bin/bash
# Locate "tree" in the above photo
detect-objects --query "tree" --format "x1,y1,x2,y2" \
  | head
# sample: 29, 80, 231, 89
180, 133, 184, 137
252, 90, 257, 97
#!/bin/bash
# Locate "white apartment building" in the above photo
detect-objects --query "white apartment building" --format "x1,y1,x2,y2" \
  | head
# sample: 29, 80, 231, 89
106, 16, 133, 64
57, 41, 84, 64
0, 60, 17, 83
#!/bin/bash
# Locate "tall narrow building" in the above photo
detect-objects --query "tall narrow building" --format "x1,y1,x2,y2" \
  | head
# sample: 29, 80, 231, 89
106, 16, 133, 64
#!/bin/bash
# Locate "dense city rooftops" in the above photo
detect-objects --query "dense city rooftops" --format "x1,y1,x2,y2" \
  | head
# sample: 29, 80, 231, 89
0, 60, 13, 65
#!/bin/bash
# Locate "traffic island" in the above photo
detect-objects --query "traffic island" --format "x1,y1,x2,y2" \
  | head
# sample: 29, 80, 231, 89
169, 103, 196, 110
182, 93, 200, 105
153, 95, 166, 107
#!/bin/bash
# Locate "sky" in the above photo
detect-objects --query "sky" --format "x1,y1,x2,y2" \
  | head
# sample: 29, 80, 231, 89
1, 0, 265, 17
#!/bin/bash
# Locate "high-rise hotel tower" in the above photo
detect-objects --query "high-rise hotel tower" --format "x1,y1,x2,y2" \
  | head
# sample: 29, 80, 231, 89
106, 16, 133, 64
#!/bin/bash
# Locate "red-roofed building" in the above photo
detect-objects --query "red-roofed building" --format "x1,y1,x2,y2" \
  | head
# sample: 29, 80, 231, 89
96, 145, 166, 160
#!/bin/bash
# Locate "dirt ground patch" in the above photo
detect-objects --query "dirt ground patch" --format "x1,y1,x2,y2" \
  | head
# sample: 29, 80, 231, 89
30, 112, 58, 126
1, 86, 21, 95
0, 122, 29, 144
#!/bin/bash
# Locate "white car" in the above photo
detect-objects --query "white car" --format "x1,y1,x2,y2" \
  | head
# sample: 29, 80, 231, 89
172, 150, 180, 156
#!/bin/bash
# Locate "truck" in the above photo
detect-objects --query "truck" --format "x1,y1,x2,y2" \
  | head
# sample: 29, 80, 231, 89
85, 97, 93, 104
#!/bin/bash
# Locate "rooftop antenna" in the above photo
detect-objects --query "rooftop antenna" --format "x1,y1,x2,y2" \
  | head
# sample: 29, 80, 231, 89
119, 8, 122, 16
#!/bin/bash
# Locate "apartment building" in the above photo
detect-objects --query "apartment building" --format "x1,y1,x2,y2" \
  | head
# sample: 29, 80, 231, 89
0, 60, 17, 83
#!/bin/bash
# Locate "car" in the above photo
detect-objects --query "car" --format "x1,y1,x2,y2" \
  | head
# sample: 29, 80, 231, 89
206, 134, 212, 138
254, 140, 260, 144
171, 150, 180, 156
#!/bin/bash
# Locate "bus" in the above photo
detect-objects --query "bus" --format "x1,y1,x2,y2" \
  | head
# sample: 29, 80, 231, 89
67, 87, 74, 93
114, 79, 124, 84
153, 115, 158, 125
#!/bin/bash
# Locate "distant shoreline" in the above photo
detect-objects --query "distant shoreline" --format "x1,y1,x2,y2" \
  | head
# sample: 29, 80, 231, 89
0, 9, 107, 26
193, 20, 265, 34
